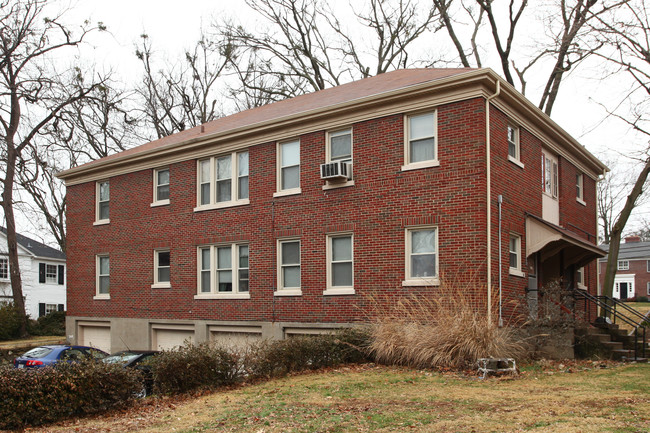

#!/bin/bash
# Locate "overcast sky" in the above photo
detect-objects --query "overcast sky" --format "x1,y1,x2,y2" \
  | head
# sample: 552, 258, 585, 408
16, 0, 649, 241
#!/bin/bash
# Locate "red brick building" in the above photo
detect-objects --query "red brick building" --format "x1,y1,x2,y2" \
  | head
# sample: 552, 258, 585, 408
58, 68, 606, 352
598, 236, 650, 300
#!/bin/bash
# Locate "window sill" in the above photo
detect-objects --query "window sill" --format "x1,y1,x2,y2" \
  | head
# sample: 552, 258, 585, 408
194, 293, 251, 300
509, 269, 525, 278
274, 289, 302, 297
322, 180, 355, 190
401, 160, 440, 172
194, 199, 249, 212
93, 219, 110, 226
402, 278, 440, 287
151, 200, 170, 208
508, 155, 525, 169
151, 283, 171, 289
273, 188, 301, 198
576, 197, 586, 206
577, 284, 587, 291
323, 288, 355, 296
93, 295, 110, 300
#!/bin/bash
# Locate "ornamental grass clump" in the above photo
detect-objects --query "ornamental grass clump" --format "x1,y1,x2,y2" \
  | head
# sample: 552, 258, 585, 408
367, 289, 525, 370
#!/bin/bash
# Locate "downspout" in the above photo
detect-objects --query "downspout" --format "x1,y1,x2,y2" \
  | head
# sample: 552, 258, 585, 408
498, 194, 503, 327
486, 79, 500, 324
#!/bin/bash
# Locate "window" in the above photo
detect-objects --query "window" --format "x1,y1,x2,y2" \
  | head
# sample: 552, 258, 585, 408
576, 267, 586, 289
153, 250, 171, 288
276, 139, 300, 195
646, 259, 649, 273
153, 168, 170, 205
196, 151, 249, 209
45, 264, 57, 284
277, 240, 301, 295
618, 260, 629, 271
96, 255, 110, 298
328, 128, 352, 163
404, 111, 437, 169
647, 281, 650, 296
95, 181, 110, 223
197, 244, 249, 298
45, 304, 58, 315
576, 173, 585, 204
0, 257, 7, 280
509, 234, 523, 276
404, 227, 439, 286
326, 234, 354, 295
541, 153, 558, 198
507, 124, 521, 163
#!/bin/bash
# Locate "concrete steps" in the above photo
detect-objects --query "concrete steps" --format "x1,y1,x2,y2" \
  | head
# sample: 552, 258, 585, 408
575, 323, 648, 362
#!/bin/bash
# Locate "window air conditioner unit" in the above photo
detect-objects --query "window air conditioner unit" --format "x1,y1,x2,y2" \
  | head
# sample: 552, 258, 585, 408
320, 160, 352, 180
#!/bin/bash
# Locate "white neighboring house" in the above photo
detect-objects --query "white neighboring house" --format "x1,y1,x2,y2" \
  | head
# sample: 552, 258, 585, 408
0, 227, 66, 318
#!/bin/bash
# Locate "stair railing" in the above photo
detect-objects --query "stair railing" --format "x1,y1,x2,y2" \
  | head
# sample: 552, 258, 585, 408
573, 291, 647, 360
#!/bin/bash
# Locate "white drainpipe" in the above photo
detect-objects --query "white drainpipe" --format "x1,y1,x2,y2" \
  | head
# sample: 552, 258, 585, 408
486, 79, 501, 324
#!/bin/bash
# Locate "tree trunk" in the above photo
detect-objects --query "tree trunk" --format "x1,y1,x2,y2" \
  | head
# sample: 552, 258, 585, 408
2, 144, 28, 336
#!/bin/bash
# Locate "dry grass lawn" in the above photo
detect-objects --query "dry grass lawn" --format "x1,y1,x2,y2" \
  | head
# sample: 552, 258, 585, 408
23, 361, 650, 433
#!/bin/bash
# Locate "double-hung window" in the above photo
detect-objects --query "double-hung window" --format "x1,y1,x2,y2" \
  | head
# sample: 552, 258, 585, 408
153, 249, 171, 288
277, 239, 301, 296
507, 124, 523, 167
328, 129, 352, 164
509, 234, 523, 276
276, 139, 300, 196
576, 173, 585, 205
325, 234, 354, 295
95, 181, 110, 224
153, 168, 170, 205
0, 257, 8, 280
404, 227, 439, 286
45, 264, 58, 284
618, 260, 629, 271
541, 153, 558, 198
197, 151, 249, 209
197, 244, 249, 299
96, 255, 110, 299
403, 111, 437, 170
576, 266, 586, 289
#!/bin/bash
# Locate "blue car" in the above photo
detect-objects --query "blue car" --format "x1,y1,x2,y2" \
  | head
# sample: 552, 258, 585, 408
13, 345, 109, 369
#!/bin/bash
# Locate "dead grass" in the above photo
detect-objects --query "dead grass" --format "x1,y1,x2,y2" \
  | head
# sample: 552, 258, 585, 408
24, 361, 650, 433
366, 289, 525, 369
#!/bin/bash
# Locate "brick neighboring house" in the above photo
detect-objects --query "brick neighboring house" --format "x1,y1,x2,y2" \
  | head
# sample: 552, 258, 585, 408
598, 236, 650, 300
58, 68, 606, 353
0, 227, 66, 318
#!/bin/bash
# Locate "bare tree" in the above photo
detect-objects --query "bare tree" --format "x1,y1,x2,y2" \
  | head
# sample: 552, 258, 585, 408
0, 0, 105, 334
136, 32, 234, 139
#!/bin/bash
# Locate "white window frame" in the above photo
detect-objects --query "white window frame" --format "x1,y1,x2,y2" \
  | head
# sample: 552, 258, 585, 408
94, 180, 110, 225
0, 257, 8, 280
274, 139, 301, 197
325, 233, 354, 295
402, 111, 439, 171
195, 151, 249, 211
576, 266, 586, 290
152, 249, 171, 288
152, 168, 170, 207
509, 234, 524, 277
647, 281, 650, 296
507, 124, 524, 168
45, 304, 58, 315
647, 260, 650, 273
276, 239, 302, 296
323, 128, 354, 190
576, 173, 586, 205
618, 260, 629, 271
95, 255, 110, 300
403, 226, 440, 286
195, 243, 250, 299
45, 264, 58, 284
541, 152, 558, 199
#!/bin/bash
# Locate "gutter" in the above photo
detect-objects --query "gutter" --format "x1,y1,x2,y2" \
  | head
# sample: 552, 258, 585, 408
486, 80, 500, 324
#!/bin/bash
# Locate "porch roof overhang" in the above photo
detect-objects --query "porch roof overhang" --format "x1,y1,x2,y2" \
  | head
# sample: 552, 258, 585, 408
525, 215, 606, 269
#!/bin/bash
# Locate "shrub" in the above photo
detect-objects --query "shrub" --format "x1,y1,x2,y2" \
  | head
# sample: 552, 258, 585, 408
636, 296, 649, 303
244, 328, 370, 379
151, 343, 240, 394
366, 291, 525, 370
0, 359, 142, 430
0, 302, 22, 341
28, 311, 66, 336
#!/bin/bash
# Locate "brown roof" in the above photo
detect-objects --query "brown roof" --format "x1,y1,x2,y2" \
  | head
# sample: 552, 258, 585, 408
72, 68, 474, 170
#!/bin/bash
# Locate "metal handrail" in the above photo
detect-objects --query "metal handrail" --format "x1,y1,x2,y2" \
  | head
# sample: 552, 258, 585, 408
574, 291, 647, 360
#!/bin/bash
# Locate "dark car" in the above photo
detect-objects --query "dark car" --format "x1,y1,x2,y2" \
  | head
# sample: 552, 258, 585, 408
13, 345, 109, 369
103, 350, 159, 397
